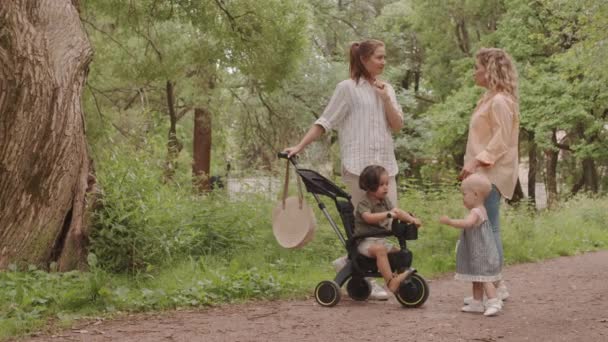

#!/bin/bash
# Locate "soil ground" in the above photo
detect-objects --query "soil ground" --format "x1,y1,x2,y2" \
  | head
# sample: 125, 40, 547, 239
22, 251, 608, 342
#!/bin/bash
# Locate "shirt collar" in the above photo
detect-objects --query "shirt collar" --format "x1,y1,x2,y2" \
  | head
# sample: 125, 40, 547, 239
355, 77, 375, 87
366, 194, 388, 207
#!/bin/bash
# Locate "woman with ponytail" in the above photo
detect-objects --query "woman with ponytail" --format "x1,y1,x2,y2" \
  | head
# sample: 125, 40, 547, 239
460, 47, 519, 309
284, 39, 406, 300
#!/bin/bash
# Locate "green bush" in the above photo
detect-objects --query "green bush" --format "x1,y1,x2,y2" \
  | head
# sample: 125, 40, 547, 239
89, 146, 262, 273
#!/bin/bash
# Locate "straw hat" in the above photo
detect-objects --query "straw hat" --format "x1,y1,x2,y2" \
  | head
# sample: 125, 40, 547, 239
272, 196, 316, 249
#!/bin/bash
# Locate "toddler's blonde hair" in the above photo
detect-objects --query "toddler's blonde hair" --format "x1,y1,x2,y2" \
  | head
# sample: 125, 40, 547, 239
462, 173, 492, 200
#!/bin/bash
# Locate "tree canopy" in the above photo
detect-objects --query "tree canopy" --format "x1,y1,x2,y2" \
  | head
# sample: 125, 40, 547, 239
83, 0, 608, 197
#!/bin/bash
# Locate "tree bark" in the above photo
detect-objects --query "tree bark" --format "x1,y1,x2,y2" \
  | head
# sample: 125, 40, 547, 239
527, 130, 537, 207
0, 0, 93, 270
543, 129, 560, 208
455, 18, 471, 56
543, 137, 558, 210
572, 158, 599, 195
163, 80, 182, 182
544, 149, 559, 208
193, 108, 212, 193
581, 157, 598, 194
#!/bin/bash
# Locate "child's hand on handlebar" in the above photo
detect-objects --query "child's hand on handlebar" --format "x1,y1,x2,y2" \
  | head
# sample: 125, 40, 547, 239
392, 208, 422, 228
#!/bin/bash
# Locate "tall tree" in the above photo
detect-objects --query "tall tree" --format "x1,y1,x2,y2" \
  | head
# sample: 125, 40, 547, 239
83, 0, 309, 177
0, 0, 94, 270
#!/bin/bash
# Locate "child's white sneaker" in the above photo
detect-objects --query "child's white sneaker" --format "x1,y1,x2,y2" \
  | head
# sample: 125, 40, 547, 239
461, 299, 484, 313
497, 284, 510, 301
332, 256, 389, 301
369, 280, 389, 300
463, 296, 479, 305
464, 283, 509, 304
484, 298, 502, 316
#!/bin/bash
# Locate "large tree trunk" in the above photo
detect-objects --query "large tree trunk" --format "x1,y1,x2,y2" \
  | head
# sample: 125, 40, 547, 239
0, 0, 93, 270
193, 107, 212, 193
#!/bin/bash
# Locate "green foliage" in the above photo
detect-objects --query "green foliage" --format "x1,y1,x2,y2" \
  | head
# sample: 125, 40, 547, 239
89, 141, 266, 272
81, 0, 608, 195
423, 86, 482, 167
0, 266, 108, 339
383, 0, 608, 194
82, 0, 309, 172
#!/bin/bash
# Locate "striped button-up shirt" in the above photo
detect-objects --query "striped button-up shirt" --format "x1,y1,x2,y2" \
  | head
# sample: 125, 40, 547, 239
314, 79, 403, 176
465, 91, 520, 199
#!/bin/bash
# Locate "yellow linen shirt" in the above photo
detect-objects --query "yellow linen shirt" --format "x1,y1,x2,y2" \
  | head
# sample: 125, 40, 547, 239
464, 92, 520, 199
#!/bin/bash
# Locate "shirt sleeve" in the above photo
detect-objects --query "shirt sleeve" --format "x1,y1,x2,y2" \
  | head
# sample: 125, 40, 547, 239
469, 207, 485, 225
475, 95, 515, 166
356, 199, 372, 216
314, 82, 350, 132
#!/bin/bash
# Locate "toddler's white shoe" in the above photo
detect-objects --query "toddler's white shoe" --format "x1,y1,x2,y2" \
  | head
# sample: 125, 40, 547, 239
484, 298, 502, 316
369, 280, 389, 301
463, 296, 478, 305
464, 283, 509, 304
331, 256, 388, 301
497, 284, 510, 301
461, 299, 484, 313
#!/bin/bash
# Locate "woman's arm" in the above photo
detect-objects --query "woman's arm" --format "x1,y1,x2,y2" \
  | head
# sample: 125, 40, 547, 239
374, 81, 403, 133
284, 124, 324, 157
475, 95, 516, 165
284, 82, 350, 157
459, 94, 515, 180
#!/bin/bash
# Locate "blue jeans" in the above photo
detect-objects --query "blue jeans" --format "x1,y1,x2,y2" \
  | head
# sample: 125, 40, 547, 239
484, 185, 503, 268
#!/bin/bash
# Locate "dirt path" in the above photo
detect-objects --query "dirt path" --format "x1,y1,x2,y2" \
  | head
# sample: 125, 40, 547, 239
23, 251, 608, 342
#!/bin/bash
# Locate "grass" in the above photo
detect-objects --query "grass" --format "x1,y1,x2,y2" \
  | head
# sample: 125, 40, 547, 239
1, 192, 607, 340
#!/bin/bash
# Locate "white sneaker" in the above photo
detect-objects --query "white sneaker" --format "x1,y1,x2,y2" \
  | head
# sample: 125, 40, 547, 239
484, 298, 502, 316
463, 296, 478, 305
332, 256, 388, 301
464, 284, 509, 304
461, 299, 484, 313
497, 285, 510, 301
369, 279, 389, 300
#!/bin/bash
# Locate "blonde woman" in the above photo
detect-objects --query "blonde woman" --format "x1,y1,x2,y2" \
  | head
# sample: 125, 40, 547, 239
460, 48, 519, 307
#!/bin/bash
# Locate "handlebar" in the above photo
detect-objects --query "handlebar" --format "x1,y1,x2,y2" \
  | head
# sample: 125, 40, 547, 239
278, 151, 299, 165
350, 220, 418, 244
